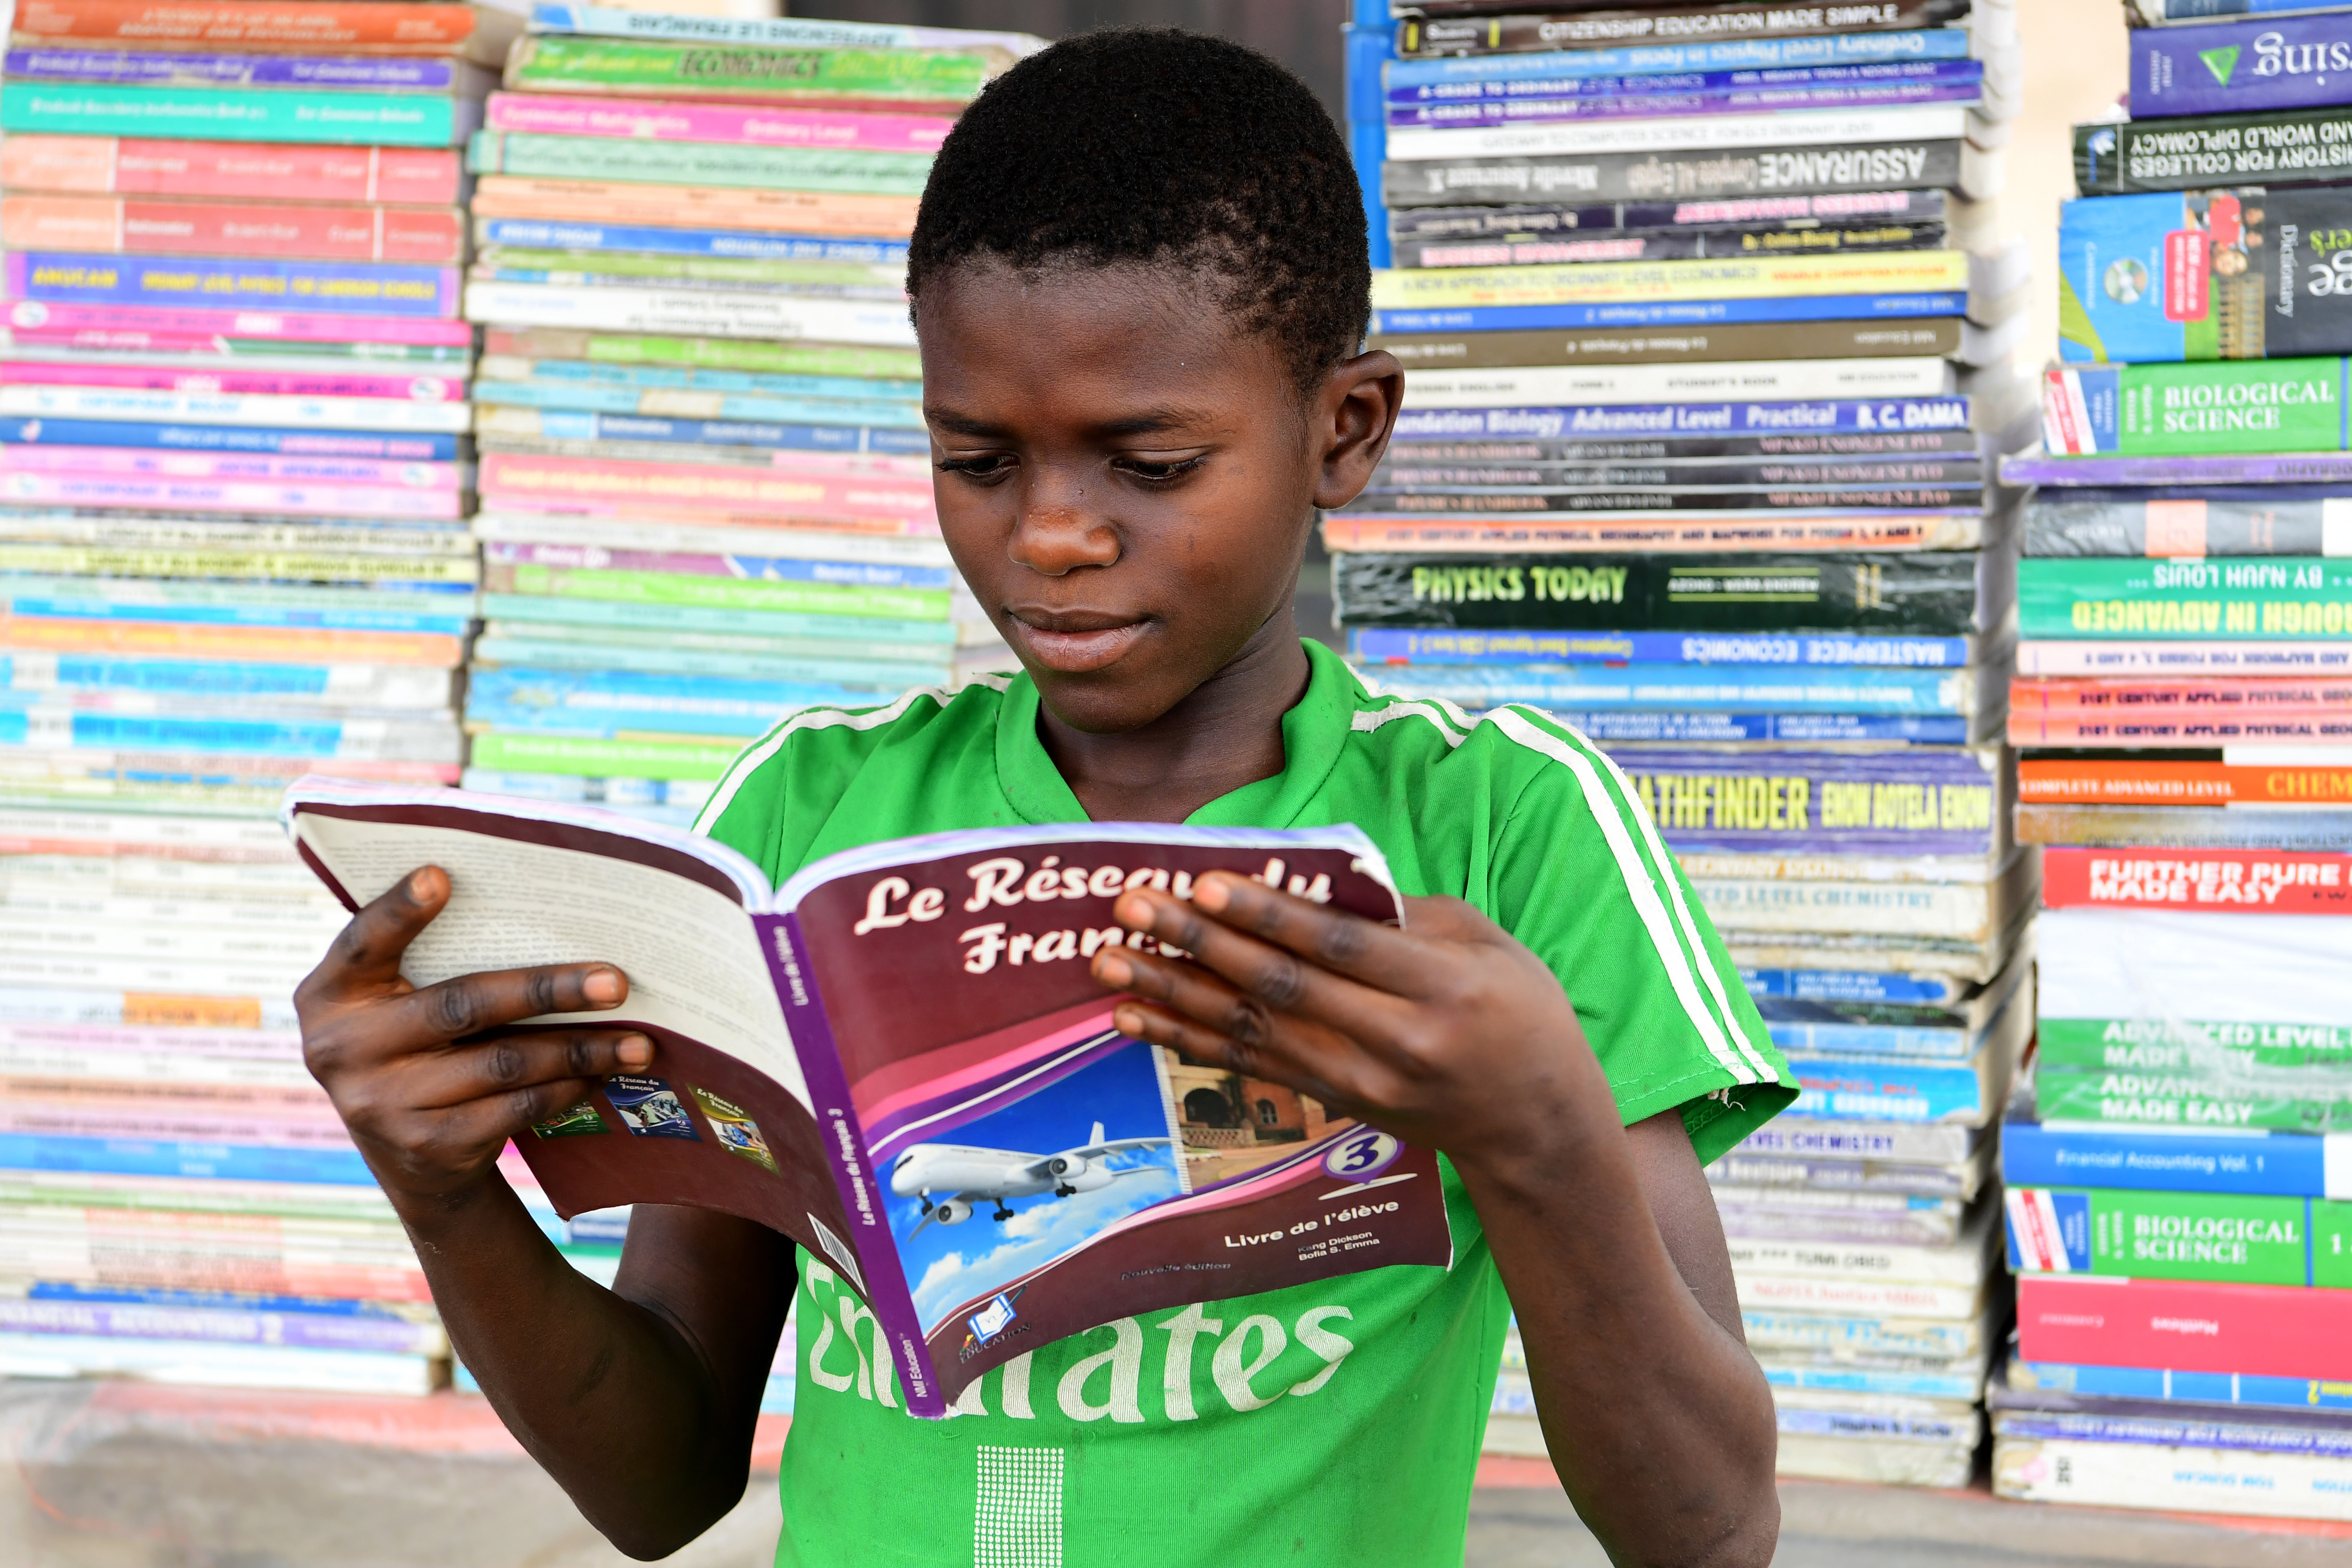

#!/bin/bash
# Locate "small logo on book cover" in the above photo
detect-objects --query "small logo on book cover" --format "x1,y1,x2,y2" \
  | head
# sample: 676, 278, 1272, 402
2200, 45, 2241, 86
968, 1286, 1024, 1347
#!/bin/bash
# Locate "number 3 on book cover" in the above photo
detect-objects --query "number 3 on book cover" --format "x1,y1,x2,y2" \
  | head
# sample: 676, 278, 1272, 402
282, 784, 1453, 1418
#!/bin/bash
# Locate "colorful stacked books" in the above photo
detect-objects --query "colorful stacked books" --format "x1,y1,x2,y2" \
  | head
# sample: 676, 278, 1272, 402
0, 0, 520, 1393
457, 6, 1033, 827
1344, 0, 2027, 1485
1995, 0, 2352, 1522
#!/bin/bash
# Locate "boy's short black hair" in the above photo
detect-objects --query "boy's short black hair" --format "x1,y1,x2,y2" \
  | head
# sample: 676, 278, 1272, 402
906, 27, 1372, 397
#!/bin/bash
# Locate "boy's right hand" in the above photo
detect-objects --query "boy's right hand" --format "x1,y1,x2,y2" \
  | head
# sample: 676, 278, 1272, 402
296, 865, 653, 1206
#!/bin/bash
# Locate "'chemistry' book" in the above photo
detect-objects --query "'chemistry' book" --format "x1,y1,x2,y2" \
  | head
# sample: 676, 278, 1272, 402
280, 781, 1451, 1417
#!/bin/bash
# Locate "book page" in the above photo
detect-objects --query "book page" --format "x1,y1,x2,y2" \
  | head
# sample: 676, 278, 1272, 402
297, 814, 806, 1106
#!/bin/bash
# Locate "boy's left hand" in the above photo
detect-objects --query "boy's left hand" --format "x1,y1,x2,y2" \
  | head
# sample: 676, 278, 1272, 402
1090, 870, 1612, 1162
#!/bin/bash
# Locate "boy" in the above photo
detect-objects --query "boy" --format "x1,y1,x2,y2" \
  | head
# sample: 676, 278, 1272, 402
296, 29, 1794, 1568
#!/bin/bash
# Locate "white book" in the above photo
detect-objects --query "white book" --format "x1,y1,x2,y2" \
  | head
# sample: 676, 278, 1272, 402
472, 511, 955, 568
463, 281, 917, 348
0, 386, 472, 433
1386, 105, 1985, 163
1994, 1435, 2352, 1522
0, 1332, 440, 1396
1399, 357, 1955, 411
1734, 1272, 1984, 1320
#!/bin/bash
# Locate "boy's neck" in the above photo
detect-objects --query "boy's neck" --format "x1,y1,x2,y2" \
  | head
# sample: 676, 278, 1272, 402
1035, 614, 1312, 823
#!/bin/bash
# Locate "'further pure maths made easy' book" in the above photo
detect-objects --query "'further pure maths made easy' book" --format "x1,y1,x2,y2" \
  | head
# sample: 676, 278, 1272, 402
281, 780, 1453, 1417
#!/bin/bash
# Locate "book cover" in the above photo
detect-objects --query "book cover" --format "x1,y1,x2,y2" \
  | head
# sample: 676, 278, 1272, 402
2017, 1273, 2352, 1378
1388, 30, 1973, 83
283, 789, 1456, 1418
1370, 249, 1970, 310
6, 252, 460, 318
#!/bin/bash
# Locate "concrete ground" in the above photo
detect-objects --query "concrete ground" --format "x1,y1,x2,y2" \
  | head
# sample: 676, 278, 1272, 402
2, 1379, 2347, 1568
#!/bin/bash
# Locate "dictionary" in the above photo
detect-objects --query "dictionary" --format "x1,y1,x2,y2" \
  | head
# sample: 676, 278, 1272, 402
282, 787, 1456, 1420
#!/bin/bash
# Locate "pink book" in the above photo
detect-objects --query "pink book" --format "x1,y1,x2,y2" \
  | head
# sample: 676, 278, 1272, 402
0, 135, 463, 206
4, 298, 476, 348
484, 92, 952, 154
0, 473, 465, 520
2, 360, 468, 402
2018, 1275, 2352, 1380
479, 452, 934, 523
1, 194, 466, 266
0, 446, 465, 489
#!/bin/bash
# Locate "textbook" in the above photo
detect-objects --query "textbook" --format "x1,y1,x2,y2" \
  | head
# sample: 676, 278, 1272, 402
6, 1, 526, 63
281, 784, 1453, 1419
0, 134, 463, 203
2041, 360, 2352, 457
1392, 3, 1972, 56
2129, 14, 2352, 118
1380, 139, 1996, 209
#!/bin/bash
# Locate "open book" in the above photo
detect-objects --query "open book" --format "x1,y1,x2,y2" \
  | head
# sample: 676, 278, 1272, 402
281, 782, 1454, 1418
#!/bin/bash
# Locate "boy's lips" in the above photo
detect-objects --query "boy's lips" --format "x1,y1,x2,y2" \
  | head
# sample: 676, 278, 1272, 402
1007, 612, 1149, 673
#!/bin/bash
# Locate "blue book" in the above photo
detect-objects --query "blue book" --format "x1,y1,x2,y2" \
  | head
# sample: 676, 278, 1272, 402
1761, 1363, 1984, 1401
486, 359, 922, 403
2007, 1358, 2352, 1411
0, 1132, 374, 1184
1762, 1018, 1972, 1059
1542, 712, 1971, 743
478, 218, 908, 264
488, 409, 929, 455
1346, 629, 1977, 667
2131, 14, 2352, 117
1744, 968, 1975, 1007
10, 253, 459, 319
1383, 31, 1973, 88
0, 654, 411, 697
1393, 396, 1976, 442
0, 48, 478, 91
1, 1287, 442, 1354
0, 710, 441, 756
0, 593, 474, 635
1784, 1051, 2000, 1124
1385, 61, 1985, 117
1356, 660, 1979, 713
473, 381, 923, 430
1371, 292, 1969, 335
0, 417, 460, 461
2001, 1117, 2346, 1198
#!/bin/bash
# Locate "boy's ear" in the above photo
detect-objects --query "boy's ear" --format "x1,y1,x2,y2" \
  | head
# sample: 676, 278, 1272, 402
1311, 349, 1404, 513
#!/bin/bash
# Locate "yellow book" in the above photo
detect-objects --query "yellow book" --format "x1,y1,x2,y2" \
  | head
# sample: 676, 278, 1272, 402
1370, 250, 1971, 310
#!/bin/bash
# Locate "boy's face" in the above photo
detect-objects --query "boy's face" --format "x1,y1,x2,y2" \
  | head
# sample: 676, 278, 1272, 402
916, 259, 1399, 733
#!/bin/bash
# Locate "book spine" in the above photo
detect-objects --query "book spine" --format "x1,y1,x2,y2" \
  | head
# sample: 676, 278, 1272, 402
1372, 457, 1985, 491
2077, 104, 2352, 193
0, 653, 452, 701
1762, 1021, 1975, 1058
2043, 362, 2352, 458
468, 176, 915, 239
1393, 0, 1968, 56
461, 281, 917, 348
1385, 77, 1985, 131
482, 543, 947, 590
501, 34, 983, 108
1391, 33, 1973, 82
2019, 1274, 2352, 1377
1695, 878, 1995, 938
2020, 556, 2352, 639
1387, 105, 1976, 163
482, 91, 953, 154
1370, 662, 1976, 714
2011, 714, 2352, 744
1560, 712, 1970, 742
7, 3, 490, 51
2006, 1185, 2352, 1287
2133, 19, 2352, 119
1384, 139, 1969, 208
0, 447, 463, 487
2042, 1013, 2352, 1076
2016, 644, 2352, 678
1786, 1052, 2001, 1124
467, 131, 932, 195
1393, 396, 1977, 442
475, 381, 915, 431
482, 562, 943, 620
4, 362, 466, 401
474, 217, 906, 264
2034, 1070, 2352, 1133
2015, 674, 2352, 714
0, 385, 473, 432
1389, 189, 1954, 240
1734, 1117, 1979, 1164
0, 417, 460, 460
0, 1296, 443, 1354
2009, 450, 2352, 485
1742, 1307, 1982, 1361
1326, 515, 1978, 553
1762, 1366, 1985, 1404
1372, 292, 1970, 335
477, 455, 928, 519
2025, 494, 2347, 558
1371, 250, 1970, 311
0, 136, 462, 205
2008, 1356, 2352, 1411
753, 921, 938, 1415
1345, 627, 1977, 667
1994, 1432, 2352, 1519
1391, 429, 1983, 463
465, 730, 748, 779
1398, 357, 1955, 409
0, 1131, 372, 1184
8, 252, 461, 319
0, 85, 470, 148
0, 476, 463, 519
1, 195, 466, 265
0, 621, 462, 665
1, 48, 480, 92
2042, 845, 2352, 912
0, 301, 473, 348
1373, 318, 1964, 367
481, 327, 920, 380
1733, 1273, 1982, 1317
471, 406, 927, 456
1334, 551, 1995, 635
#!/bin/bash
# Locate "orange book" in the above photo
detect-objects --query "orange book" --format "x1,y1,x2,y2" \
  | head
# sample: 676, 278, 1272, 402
2019, 757, 2352, 806
8, 0, 521, 61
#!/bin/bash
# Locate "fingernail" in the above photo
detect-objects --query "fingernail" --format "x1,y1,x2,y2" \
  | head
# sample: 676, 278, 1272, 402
1115, 890, 1151, 923
406, 868, 435, 901
1096, 953, 1133, 987
1192, 874, 1229, 912
582, 969, 623, 1005
1114, 1006, 1145, 1036
617, 1034, 653, 1068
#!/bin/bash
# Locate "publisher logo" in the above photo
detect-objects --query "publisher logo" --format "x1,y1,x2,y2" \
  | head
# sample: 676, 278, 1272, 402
2200, 45, 2241, 86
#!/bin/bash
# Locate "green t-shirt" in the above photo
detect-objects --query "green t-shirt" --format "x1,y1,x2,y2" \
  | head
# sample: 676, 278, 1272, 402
697, 640, 1793, 1568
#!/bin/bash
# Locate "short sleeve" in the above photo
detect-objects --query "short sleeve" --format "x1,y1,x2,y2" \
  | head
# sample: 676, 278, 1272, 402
1478, 708, 1796, 1165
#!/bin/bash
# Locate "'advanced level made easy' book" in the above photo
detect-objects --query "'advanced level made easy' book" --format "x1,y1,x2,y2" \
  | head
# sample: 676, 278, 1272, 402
281, 783, 1451, 1419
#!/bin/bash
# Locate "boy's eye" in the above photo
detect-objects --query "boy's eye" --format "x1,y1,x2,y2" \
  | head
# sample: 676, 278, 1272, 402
938, 454, 1014, 479
1115, 455, 1206, 482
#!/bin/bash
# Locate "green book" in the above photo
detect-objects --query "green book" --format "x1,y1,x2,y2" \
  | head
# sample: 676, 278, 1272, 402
478, 592, 952, 643
2034, 1067, 2352, 1133
2039, 1018, 2352, 1075
2055, 358, 2351, 455
2019, 556, 2352, 640
488, 328, 921, 381
502, 36, 986, 106
487, 564, 948, 622
0, 84, 473, 146
467, 131, 932, 194
478, 249, 904, 290
468, 730, 742, 781
2006, 1185, 2352, 1289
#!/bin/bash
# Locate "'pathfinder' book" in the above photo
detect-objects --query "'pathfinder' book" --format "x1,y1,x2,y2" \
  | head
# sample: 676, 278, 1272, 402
280, 780, 1450, 1418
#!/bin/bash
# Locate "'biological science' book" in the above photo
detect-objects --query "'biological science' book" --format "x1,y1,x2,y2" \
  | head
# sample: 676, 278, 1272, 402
280, 781, 1451, 1418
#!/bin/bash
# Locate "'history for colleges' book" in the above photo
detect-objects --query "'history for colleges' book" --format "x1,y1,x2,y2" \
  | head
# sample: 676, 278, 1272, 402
280, 781, 1450, 1419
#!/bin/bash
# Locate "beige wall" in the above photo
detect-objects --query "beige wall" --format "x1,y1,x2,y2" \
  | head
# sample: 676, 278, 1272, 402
2009, 0, 2133, 368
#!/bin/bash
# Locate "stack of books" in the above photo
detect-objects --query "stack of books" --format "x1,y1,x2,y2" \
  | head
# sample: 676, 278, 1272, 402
1995, 0, 2352, 1522
457, 6, 1032, 827
1344, 0, 2030, 1485
0, 0, 516, 1393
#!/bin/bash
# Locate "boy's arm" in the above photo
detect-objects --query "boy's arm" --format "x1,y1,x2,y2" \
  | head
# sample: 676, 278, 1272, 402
297, 868, 795, 1561
1094, 874, 1779, 1568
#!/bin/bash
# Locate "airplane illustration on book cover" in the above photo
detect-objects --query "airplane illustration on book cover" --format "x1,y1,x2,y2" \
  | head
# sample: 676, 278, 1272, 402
891, 1119, 1173, 1235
